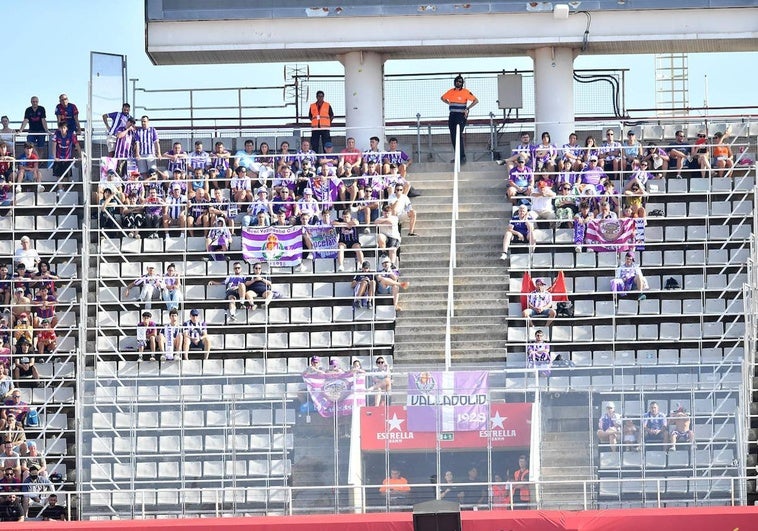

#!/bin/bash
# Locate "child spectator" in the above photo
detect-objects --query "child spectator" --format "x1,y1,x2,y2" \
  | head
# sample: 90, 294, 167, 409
352, 261, 375, 309
136, 311, 159, 362
526, 329, 551, 377
33, 320, 56, 356
14, 143, 42, 193
622, 419, 640, 452
159, 309, 184, 362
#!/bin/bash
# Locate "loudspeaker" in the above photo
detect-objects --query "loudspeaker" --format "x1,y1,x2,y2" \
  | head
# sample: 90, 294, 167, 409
412, 500, 461, 531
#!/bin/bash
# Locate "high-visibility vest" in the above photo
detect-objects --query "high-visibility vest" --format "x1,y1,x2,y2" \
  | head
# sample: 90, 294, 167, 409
310, 101, 332, 128
513, 468, 530, 503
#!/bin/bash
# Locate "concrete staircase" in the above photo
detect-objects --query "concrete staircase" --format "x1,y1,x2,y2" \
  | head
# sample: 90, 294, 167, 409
394, 162, 511, 369
539, 393, 596, 510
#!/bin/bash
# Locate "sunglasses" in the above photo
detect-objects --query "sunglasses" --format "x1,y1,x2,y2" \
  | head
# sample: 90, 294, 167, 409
698, 134, 706, 138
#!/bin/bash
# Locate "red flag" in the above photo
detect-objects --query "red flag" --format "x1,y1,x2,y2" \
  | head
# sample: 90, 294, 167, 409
520, 271, 536, 310
549, 270, 568, 302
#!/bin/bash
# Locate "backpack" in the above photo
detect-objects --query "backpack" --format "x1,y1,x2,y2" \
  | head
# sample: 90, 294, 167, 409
25, 409, 40, 427
664, 277, 680, 290
556, 301, 574, 318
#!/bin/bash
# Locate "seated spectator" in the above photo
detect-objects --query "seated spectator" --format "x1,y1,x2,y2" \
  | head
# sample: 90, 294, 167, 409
0, 366, 12, 400
712, 130, 734, 177
208, 263, 247, 320
143, 188, 165, 239
99, 188, 122, 235
380, 467, 411, 501
12, 264, 33, 297
2, 390, 29, 428
597, 180, 620, 218
208, 188, 237, 233
643, 401, 668, 447
19, 441, 45, 480
572, 201, 593, 253
242, 187, 272, 227
622, 419, 640, 452
187, 186, 211, 236
0, 492, 23, 521
0, 265, 11, 306
36, 492, 66, 521
506, 157, 533, 201
12, 356, 37, 388
162, 185, 188, 237
599, 129, 622, 174
14, 143, 42, 193
641, 142, 669, 179
522, 278, 556, 328
376, 256, 410, 311
32, 286, 56, 328
499, 132, 533, 171
124, 264, 164, 309
611, 252, 647, 301
375, 205, 402, 267
526, 329, 551, 374
205, 217, 232, 261
210, 141, 232, 181
553, 182, 578, 228
14, 236, 40, 275
161, 263, 183, 311
597, 200, 617, 220
623, 179, 647, 218
530, 181, 556, 228
182, 309, 210, 360
352, 260, 375, 309
370, 356, 391, 406
561, 132, 583, 171
0, 414, 24, 451
243, 263, 274, 309
159, 309, 184, 361
500, 204, 536, 260
621, 130, 642, 171
33, 320, 56, 356
666, 130, 691, 179
0, 440, 21, 479
533, 132, 557, 175
387, 184, 418, 237
333, 210, 363, 272
596, 402, 621, 451
21, 463, 53, 517
668, 405, 694, 451
0, 466, 21, 499
136, 311, 159, 362
579, 155, 606, 193
691, 131, 711, 178
13, 316, 33, 346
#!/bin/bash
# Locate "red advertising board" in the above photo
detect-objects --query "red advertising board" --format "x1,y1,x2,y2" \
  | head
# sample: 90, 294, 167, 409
361, 403, 532, 451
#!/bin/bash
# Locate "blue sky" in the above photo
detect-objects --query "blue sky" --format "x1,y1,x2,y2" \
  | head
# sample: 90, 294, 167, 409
1, 1, 755, 126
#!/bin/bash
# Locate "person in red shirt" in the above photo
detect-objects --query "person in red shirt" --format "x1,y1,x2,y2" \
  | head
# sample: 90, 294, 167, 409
440, 75, 478, 164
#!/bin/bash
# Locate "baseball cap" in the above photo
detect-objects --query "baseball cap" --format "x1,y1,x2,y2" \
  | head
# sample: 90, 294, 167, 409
606, 402, 615, 409
28, 463, 40, 471
303, 188, 313, 195
190, 309, 200, 316
589, 155, 598, 161
310, 355, 320, 363
208, 167, 218, 172
361, 260, 371, 269
235, 166, 246, 174
19, 312, 27, 317
381, 256, 391, 264
257, 187, 267, 195
625, 252, 635, 260
15, 287, 24, 292
516, 157, 525, 163
627, 130, 635, 136
324, 142, 333, 148
535, 278, 546, 285
20, 357, 30, 364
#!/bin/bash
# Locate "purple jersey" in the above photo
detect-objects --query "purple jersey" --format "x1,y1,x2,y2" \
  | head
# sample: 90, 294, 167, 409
113, 126, 134, 159
134, 126, 159, 157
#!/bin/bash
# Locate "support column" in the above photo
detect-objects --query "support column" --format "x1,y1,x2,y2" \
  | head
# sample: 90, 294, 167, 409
339, 51, 385, 145
530, 46, 577, 145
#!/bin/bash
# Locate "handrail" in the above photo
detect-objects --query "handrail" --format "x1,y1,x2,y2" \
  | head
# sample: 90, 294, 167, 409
444, 125, 460, 369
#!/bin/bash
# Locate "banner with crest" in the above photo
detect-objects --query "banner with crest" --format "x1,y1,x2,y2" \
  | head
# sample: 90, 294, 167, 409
406, 371, 489, 432
242, 226, 303, 266
576, 217, 644, 252
302, 372, 367, 417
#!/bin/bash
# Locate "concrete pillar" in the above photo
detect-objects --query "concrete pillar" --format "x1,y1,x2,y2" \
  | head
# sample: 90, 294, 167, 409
339, 51, 385, 146
530, 46, 577, 146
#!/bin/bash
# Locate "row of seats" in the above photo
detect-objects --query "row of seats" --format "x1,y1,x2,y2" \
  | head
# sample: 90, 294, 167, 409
506, 321, 745, 343
88, 485, 289, 507
95, 355, 389, 377
600, 447, 737, 470
90, 434, 294, 456
88, 458, 292, 482
598, 474, 736, 499
2, 190, 81, 208
95, 383, 302, 404
505, 371, 741, 391
508, 347, 743, 368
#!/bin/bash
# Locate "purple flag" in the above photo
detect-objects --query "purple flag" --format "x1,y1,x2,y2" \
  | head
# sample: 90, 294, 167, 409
406, 371, 489, 432
303, 372, 366, 417
305, 226, 338, 259
581, 218, 641, 252
242, 226, 303, 266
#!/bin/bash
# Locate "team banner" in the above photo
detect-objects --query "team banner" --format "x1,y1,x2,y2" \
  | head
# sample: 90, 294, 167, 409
576, 217, 643, 252
305, 226, 338, 259
302, 372, 367, 417
406, 371, 489, 432
242, 226, 303, 266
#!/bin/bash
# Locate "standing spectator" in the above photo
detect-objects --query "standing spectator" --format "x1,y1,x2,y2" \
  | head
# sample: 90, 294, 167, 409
351, 260, 375, 309
611, 252, 647, 301
522, 278, 556, 328
439, 470, 459, 501
14, 143, 42, 193
159, 309, 184, 361
17, 97, 49, 159
303, 355, 324, 375
500, 204, 536, 260
0, 116, 15, 155
124, 265, 164, 309
54, 94, 80, 135
182, 309, 210, 360
308, 90, 334, 154
208, 262, 247, 320
643, 401, 668, 447
136, 311, 159, 362
102, 103, 131, 154
511, 455, 530, 508
113, 117, 136, 177
596, 402, 622, 451
376, 256, 410, 311
526, 329, 551, 373
14, 236, 40, 274
375, 205, 402, 267
161, 263, 183, 311
333, 210, 363, 272
51, 122, 80, 182
440, 74, 478, 164
134, 115, 161, 176
379, 467, 411, 501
